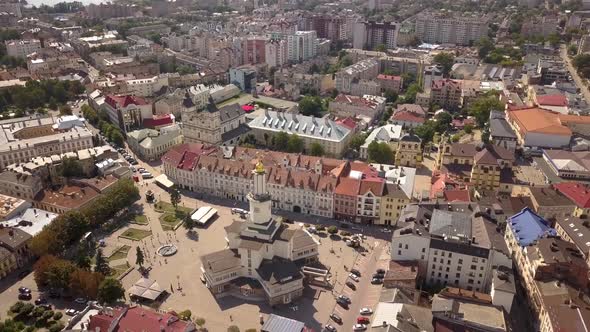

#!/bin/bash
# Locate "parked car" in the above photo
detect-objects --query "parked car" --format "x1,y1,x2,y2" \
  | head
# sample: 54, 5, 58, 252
381, 228, 392, 233
337, 294, 351, 303
372, 273, 384, 279
35, 298, 47, 305
376, 268, 385, 274
360, 307, 373, 315
141, 172, 153, 179
357, 317, 370, 324
348, 273, 360, 282
18, 293, 31, 300
74, 297, 86, 304
353, 324, 367, 331
324, 325, 337, 332
17, 269, 30, 279
371, 278, 383, 285
138, 168, 146, 173
231, 208, 248, 215
48, 290, 60, 298
350, 268, 361, 277
130, 166, 136, 172
336, 298, 348, 308
65, 309, 78, 316
345, 281, 356, 290
18, 287, 31, 294
129, 160, 139, 165
329, 313, 342, 324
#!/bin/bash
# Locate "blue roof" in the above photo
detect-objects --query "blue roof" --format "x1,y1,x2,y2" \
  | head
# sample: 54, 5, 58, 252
262, 314, 305, 332
508, 207, 557, 247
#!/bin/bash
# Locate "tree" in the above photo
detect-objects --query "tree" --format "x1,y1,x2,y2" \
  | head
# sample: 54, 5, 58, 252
348, 133, 367, 151
69, 269, 103, 299
44, 258, 77, 290
468, 94, 504, 127
287, 134, 304, 153
414, 121, 437, 143
374, 44, 387, 52
464, 124, 474, 134
383, 89, 398, 103
547, 33, 561, 48
183, 214, 195, 232
568, 44, 579, 56
402, 83, 422, 104
59, 157, 84, 178
310, 142, 325, 156
179, 310, 192, 321
94, 248, 110, 275
327, 225, 338, 234
434, 112, 452, 133
74, 245, 91, 270
135, 247, 144, 267
298, 95, 324, 117
97, 278, 125, 304
195, 318, 206, 327
81, 104, 98, 124
170, 186, 181, 210
433, 52, 455, 76
477, 37, 495, 59
59, 104, 72, 116
228, 326, 240, 332
110, 130, 124, 147
367, 141, 395, 164
272, 132, 289, 151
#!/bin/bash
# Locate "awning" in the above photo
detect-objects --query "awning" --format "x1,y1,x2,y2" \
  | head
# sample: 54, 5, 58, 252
190, 206, 218, 225
127, 278, 165, 301
155, 174, 174, 189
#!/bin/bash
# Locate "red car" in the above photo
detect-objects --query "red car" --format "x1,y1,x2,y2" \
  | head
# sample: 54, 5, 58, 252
357, 316, 370, 324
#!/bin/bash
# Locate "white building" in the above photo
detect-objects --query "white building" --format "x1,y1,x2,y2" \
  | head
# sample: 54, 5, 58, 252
423, 65, 443, 90
127, 124, 184, 161
265, 39, 288, 67
5, 39, 41, 59
125, 75, 169, 97
200, 161, 319, 305
360, 124, 403, 159
287, 31, 318, 62
103, 95, 152, 132
335, 58, 380, 94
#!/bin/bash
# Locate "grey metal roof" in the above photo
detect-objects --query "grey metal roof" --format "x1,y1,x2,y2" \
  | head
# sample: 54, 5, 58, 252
248, 110, 350, 142
490, 117, 517, 139
429, 209, 472, 239
262, 314, 305, 332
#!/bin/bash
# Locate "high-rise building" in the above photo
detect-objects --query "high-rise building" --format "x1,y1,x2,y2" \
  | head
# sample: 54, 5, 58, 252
242, 37, 267, 65
415, 11, 489, 46
310, 15, 346, 41
353, 21, 399, 50
265, 39, 288, 67
287, 31, 318, 62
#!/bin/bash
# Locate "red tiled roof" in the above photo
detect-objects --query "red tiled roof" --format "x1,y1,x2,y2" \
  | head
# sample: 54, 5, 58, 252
105, 95, 149, 109
143, 114, 174, 128
536, 94, 568, 107
359, 178, 385, 196
391, 110, 426, 123
335, 117, 358, 130
334, 177, 361, 196
443, 189, 470, 202
553, 182, 590, 208
88, 307, 193, 332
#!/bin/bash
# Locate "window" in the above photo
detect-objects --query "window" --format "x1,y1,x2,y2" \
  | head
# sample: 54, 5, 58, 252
398, 250, 401, 255
405, 244, 408, 249
468, 279, 474, 284
432, 264, 436, 269
456, 273, 460, 278
433, 258, 437, 263
422, 248, 426, 253
458, 259, 463, 264
470, 265, 476, 270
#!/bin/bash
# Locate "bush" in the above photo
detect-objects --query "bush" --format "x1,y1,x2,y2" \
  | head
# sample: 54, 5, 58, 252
42, 310, 55, 320
32, 306, 46, 317
10, 301, 25, 313
245, 329, 257, 332
195, 318, 206, 327
451, 134, 461, 142
341, 231, 351, 237
53, 312, 63, 320
228, 326, 240, 332
25, 327, 35, 332
49, 323, 65, 332
316, 225, 326, 231
327, 226, 338, 234
304, 223, 311, 228
179, 309, 192, 321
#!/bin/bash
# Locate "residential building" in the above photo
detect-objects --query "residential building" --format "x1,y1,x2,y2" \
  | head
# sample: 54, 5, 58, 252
423, 65, 443, 90
243, 37, 267, 65
430, 79, 462, 110
521, 16, 558, 38
5, 39, 41, 59
506, 107, 572, 148
395, 133, 422, 168
229, 66, 257, 92
1, 207, 58, 237
0, 227, 31, 279
350, 79, 380, 97
154, 84, 240, 117
265, 39, 288, 67
376, 74, 403, 93
542, 149, 590, 180
360, 124, 403, 159
490, 267, 516, 313
125, 75, 169, 97
389, 104, 426, 128
335, 58, 380, 94
392, 202, 512, 292
383, 260, 419, 289
329, 94, 386, 123
248, 110, 353, 157
127, 24, 171, 38
353, 21, 399, 50
0, 194, 29, 220
553, 182, 590, 217
554, 216, 590, 257
84, 305, 195, 331
356, 179, 385, 224
0, 2, 21, 17
286, 31, 317, 62
262, 314, 307, 332
127, 125, 183, 161
200, 162, 319, 305
103, 95, 152, 132
334, 177, 361, 223
523, 186, 576, 222
415, 11, 489, 46
489, 111, 517, 151
0, 115, 93, 170
181, 94, 247, 146
86, 3, 138, 19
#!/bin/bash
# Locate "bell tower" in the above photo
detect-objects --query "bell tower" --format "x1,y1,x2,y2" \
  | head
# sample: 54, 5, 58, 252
247, 161, 272, 224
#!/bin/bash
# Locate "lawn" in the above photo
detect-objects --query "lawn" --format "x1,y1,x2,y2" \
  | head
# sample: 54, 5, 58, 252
154, 201, 193, 215
131, 215, 148, 225
109, 263, 131, 279
119, 228, 152, 241
159, 212, 184, 231
108, 245, 131, 262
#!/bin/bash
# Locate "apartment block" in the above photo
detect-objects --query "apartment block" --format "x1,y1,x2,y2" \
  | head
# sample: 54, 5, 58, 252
353, 21, 399, 50
415, 11, 489, 46
5, 39, 41, 59
335, 58, 380, 94
287, 31, 318, 62
265, 39, 288, 67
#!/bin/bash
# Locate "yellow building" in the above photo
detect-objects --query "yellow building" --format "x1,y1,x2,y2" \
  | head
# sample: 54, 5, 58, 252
379, 183, 410, 226
395, 133, 422, 167
0, 248, 16, 279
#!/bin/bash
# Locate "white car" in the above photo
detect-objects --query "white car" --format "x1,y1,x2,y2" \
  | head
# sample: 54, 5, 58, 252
65, 309, 79, 316
349, 273, 360, 282
360, 307, 373, 315
231, 208, 248, 215
353, 324, 367, 331
140, 172, 153, 179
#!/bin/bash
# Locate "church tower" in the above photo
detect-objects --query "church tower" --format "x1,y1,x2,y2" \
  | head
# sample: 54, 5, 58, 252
247, 161, 272, 224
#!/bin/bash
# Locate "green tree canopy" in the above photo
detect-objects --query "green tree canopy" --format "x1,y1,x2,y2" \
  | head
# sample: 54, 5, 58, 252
135, 247, 144, 267
367, 141, 395, 164
94, 248, 110, 275
468, 94, 504, 127
272, 132, 289, 151
286, 134, 304, 153
433, 52, 455, 76
170, 186, 181, 210
97, 278, 125, 304
298, 96, 325, 117
59, 157, 84, 178
310, 142, 325, 156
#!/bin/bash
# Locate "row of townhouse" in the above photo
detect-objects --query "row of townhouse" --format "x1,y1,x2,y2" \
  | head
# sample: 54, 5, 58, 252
162, 144, 410, 224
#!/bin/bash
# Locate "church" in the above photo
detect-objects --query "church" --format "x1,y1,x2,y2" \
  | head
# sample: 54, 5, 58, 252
200, 161, 319, 305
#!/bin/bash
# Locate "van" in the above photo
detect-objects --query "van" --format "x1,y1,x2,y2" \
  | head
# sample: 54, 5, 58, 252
141, 172, 153, 179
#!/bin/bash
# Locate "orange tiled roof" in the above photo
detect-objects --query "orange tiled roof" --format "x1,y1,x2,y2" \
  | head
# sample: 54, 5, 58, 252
508, 107, 572, 136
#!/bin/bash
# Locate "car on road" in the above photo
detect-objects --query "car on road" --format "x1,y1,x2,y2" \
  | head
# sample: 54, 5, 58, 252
353, 324, 367, 331
141, 172, 153, 179
357, 317, 370, 324
129, 159, 139, 165
350, 268, 361, 276
18, 269, 31, 279
345, 280, 356, 290
381, 228, 392, 233
35, 298, 47, 305
130, 166, 136, 172
65, 309, 79, 316
330, 313, 342, 324
138, 168, 146, 173
337, 294, 351, 303
370, 278, 383, 284
376, 268, 385, 274
18, 287, 31, 294
18, 293, 31, 300
348, 273, 360, 282
231, 208, 248, 215
372, 273, 384, 279
360, 307, 373, 315
74, 297, 86, 304
324, 324, 337, 332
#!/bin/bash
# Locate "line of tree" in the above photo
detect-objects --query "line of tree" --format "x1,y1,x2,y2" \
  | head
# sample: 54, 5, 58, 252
29, 179, 140, 257
0, 80, 85, 112
265, 132, 305, 153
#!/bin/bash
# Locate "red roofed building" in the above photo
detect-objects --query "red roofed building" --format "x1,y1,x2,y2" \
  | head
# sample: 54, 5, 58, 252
553, 182, 590, 217
431, 79, 462, 110
329, 94, 386, 122
390, 106, 426, 129
334, 177, 361, 222
86, 306, 196, 332
430, 170, 469, 201
535, 94, 568, 114
104, 95, 153, 132
376, 73, 403, 93
357, 178, 385, 223
143, 114, 175, 129
335, 117, 360, 133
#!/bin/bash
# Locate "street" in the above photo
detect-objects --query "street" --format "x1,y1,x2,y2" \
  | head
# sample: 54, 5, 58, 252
560, 45, 590, 104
